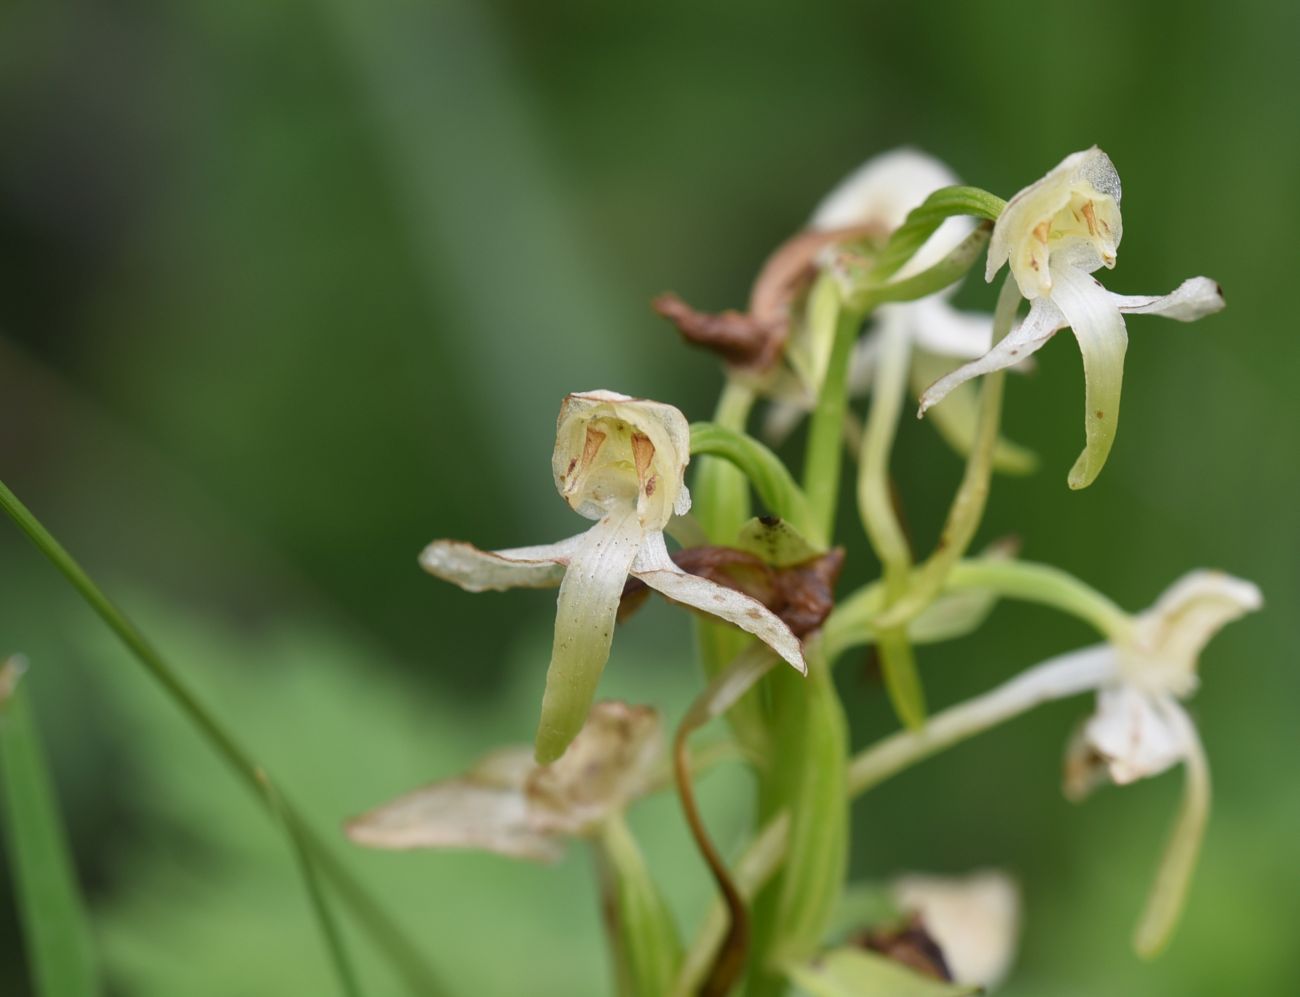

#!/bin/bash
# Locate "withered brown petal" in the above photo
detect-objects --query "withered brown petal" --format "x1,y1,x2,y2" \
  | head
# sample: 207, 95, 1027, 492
854, 914, 955, 983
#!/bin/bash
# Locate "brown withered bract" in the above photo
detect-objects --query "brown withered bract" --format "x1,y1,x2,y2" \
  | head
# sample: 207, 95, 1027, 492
654, 223, 884, 373
852, 914, 954, 983
619, 544, 844, 638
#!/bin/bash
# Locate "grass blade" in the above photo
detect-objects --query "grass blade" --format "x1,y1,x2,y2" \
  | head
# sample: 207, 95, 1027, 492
0, 656, 101, 997
0, 478, 445, 995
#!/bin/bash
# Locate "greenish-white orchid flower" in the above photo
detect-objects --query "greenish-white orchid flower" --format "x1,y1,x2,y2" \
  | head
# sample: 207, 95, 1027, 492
890, 870, 1021, 991
345, 701, 663, 861
918, 148, 1226, 489
421, 390, 806, 763
764, 149, 1035, 472
1056, 570, 1262, 955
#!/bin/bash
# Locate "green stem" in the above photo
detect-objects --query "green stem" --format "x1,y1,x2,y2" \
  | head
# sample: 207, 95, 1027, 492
264, 773, 363, 997
801, 301, 860, 542
856, 317, 925, 728
689, 424, 822, 547
695, 378, 756, 544
943, 558, 1132, 642
874, 275, 1020, 629
0, 478, 445, 997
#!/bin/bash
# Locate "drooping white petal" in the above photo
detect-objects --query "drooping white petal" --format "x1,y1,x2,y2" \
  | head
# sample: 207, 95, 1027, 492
1049, 263, 1128, 490
630, 531, 807, 674
1107, 276, 1225, 322
917, 297, 1063, 416
1133, 699, 1212, 958
536, 511, 647, 764
1084, 685, 1187, 784
891, 870, 1021, 989
344, 747, 563, 862
419, 535, 584, 592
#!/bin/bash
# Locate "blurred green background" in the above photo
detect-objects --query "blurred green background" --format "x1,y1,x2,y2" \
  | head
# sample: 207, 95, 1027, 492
1, 1, 1296, 994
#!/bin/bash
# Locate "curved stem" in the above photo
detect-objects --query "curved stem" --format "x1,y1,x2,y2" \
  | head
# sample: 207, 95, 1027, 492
943, 558, 1132, 642
856, 317, 925, 728
689, 424, 821, 547
694, 378, 756, 544
0, 478, 445, 996
875, 275, 1020, 628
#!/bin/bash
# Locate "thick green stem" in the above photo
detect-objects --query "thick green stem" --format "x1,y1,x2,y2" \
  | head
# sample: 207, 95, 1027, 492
746, 638, 848, 994
801, 302, 861, 542
0, 478, 445, 997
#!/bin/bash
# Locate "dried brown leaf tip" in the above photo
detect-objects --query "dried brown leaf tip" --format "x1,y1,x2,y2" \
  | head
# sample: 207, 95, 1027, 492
655, 224, 881, 372
652, 292, 785, 371
620, 545, 845, 638
853, 914, 954, 982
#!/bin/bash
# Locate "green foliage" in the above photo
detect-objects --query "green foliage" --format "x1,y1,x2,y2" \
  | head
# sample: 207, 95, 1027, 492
0, 659, 101, 997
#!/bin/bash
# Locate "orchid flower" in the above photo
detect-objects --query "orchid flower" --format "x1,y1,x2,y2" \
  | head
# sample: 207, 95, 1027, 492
763, 149, 1036, 472
890, 870, 1021, 990
918, 148, 1226, 489
1055, 570, 1262, 954
420, 390, 806, 763
346, 701, 663, 862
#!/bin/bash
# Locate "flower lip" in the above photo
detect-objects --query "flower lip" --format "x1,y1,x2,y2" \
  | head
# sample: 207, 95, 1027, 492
552, 390, 692, 530
987, 147, 1123, 300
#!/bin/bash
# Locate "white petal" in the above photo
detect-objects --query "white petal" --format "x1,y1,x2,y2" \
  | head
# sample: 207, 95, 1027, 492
906, 298, 995, 359
1109, 276, 1225, 322
810, 148, 974, 281
631, 532, 807, 674
1133, 700, 1211, 958
1085, 685, 1186, 784
345, 747, 562, 862
811, 148, 961, 233
891, 870, 1021, 989
1124, 569, 1263, 694
535, 512, 646, 764
917, 297, 1062, 416
1049, 264, 1128, 490
419, 535, 582, 592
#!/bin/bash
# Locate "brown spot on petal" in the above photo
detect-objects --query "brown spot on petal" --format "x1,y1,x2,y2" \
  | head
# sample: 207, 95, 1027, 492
645, 475, 657, 497
1081, 199, 1099, 237
1095, 410, 1104, 419
631, 432, 655, 486
1033, 221, 1051, 244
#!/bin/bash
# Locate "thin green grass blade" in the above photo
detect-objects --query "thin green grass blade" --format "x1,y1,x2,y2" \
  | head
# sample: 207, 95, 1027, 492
0, 478, 446, 996
262, 773, 363, 997
0, 656, 102, 997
